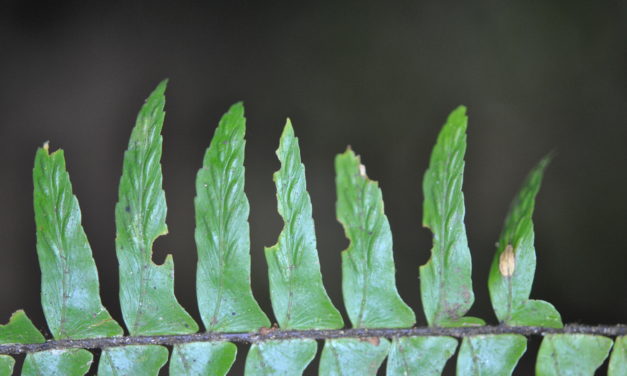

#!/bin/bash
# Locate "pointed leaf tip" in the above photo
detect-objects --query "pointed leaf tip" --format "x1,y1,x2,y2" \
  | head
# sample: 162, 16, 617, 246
281, 118, 294, 137
229, 101, 244, 113
156, 78, 168, 91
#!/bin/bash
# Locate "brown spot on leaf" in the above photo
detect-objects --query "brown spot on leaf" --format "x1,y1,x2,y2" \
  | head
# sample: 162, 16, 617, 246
361, 337, 380, 346
259, 323, 279, 336
499, 244, 516, 277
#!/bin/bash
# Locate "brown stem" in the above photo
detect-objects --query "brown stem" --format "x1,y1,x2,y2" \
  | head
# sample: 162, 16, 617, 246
1, 324, 625, 355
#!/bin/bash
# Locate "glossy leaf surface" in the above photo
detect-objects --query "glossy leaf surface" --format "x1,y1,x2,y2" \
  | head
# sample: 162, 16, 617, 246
170, 342, 236, 376
488, 157, 562, 327
536, 334, 613, 375
0, 356, 13, 376
387, 336, 457, 375
99, 345, 168, 376
319, 338, 390, 376
609, 336, 626, 376
115, 80, 197, 335
23, 349, 92, 376
420, 106, 483, 327
265, 121, 343, 329
457, 334, 526, 376
195, 103, 269, 331
33, 146, 123, 339
0, 311, 44, 344
335, 148, 415, 328
245, 339, 316, 376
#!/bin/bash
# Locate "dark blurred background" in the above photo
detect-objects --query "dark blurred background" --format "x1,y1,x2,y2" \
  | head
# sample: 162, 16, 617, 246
0, 0, 625, 374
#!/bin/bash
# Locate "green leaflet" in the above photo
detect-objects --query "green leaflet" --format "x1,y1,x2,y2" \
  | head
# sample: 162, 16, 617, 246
536, 334, 613, 375
420, 106, 484, 327
609, 336, 627, 376
195, 103, 269, 331
335, 148, 415, 328
323, 148, 414, 375
264, 121, 343, 329
0, 310, 45, 344
319, 338, 390, 376
115, 80, 197, 335
245, 339, 317, 376
99, 345, 168, 376
0, 356, 14, 376
170, 342, 236, 376
23, 349, 92, 376
33, 146, 123, 339
387, 336, 457, 375
488, 156, 562, 327
456, 335, 526, 376
0, 311, 44, 376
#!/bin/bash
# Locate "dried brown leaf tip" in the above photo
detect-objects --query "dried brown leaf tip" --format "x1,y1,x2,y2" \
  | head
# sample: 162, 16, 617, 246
499, 244, 516, 277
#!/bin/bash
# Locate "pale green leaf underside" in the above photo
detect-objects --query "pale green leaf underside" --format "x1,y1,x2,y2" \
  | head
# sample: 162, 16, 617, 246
196, 102, 269, 331
335, 149, 415, 328
245, 339, 316, 376
457, 334, 527, 376
265, 121, 343, 329
387, 336, 457, 375
0, 356, 14, 376
23, 349, 92, 376
115, 80, 198, 335
319, 338, 390, 376
100, 345, 168, 376
171, 342, 236, 376
609, 336, 627, 376
0, 310, 45, 344
33, 147, 123, 340
488, 156, 562, 327
420, 106, 483, 327
536, 334, 613, 375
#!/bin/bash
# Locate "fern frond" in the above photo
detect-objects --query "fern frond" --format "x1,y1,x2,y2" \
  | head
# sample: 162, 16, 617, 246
0, 83, 624, 375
